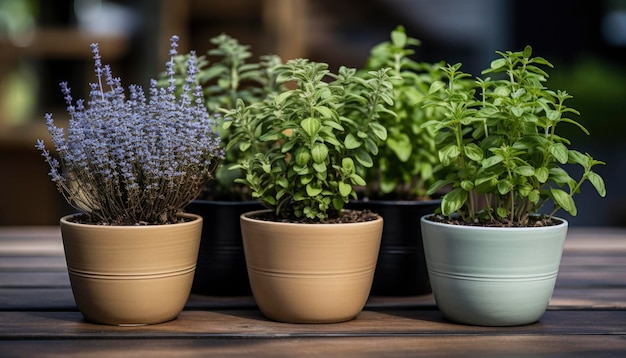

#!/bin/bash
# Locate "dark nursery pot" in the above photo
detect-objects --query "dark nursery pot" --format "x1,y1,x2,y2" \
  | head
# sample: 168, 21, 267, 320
346, 199, 441, 295
185, 200, 264, 295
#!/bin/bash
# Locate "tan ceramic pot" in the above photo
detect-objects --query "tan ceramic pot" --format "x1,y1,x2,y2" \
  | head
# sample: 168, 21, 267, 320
60, 213, 202, 325
240, 210, 383, 323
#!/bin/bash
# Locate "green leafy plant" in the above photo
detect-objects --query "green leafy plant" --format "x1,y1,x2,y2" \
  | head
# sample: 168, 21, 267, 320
423, 46, 606, 226
163, 33, 284, 199
225, 58, 396, 221
360, 25, 446, 199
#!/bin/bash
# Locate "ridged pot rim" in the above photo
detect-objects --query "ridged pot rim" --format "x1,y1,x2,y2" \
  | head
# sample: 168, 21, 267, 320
241, 209, 383, 227
60, 212, 202, 229
420, 214, 568, 232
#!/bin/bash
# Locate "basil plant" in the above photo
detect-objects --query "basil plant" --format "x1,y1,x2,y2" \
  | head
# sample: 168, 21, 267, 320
424, 46, 606, 226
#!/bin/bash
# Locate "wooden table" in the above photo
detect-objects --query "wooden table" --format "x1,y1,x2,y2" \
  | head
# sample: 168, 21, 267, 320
1, 227, 625, 357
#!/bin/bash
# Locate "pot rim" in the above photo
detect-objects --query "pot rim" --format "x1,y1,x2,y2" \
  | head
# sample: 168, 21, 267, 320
60, 212, 202, 229
420, 214, 568, 232
241, 209, 383, 227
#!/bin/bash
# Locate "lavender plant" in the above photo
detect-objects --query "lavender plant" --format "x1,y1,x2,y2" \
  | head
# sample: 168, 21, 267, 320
423, 46, 606, 226
162, 34, 283, 200
36, 36, 223, 225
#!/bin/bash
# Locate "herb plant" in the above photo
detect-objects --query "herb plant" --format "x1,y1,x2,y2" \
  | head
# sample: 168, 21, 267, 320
226, 58, 396, 221
361, 25, 445, 199
36, 36, 223, 225
164, 33, 284, 199
424, 46, 606, 226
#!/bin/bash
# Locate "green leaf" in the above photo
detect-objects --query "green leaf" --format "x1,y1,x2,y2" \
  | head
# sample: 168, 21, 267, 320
551, 188, 577, 216
306, 183, 323, 196
323, 120, 344, 131
514, 166, 535, 177
550, 143, 569, 164
301, 117, 321, 137
274, 91, 292, 105
588, 171, 606, 197
535, 167, 549, 183
461, 180, 474, 191
314, 106, 334, 119
391, 28, 407, 48
464, 143, 483, 162
482, 155, 504, 168
300, 174, 313, 185
549, 167, 573, 184
528, 189, 540, 203
276, 177, 289, 188
387, 134, 412, 162
369, 122, 388, 141
342, 157, 356, 172
350, 173, 366, 186
497, 179, 513, 195
312, 162, 327, 173
427, 179, 454, 196
428, 80, 446, 94
490, 58, 507, 70
355, 149, 373, 167
239, 142, 251, 152
441, 188, 467, 216
281, 139, 296, 153
439, 144, 460, 165
263, 196, 276, 205
496, 207, 508, 218
339, 182, 352, 196
311, 143, 329, 163
523, 45, 532, 58
295, 148, 311, 166
345, 133, 362, 149
568, 150, 589, 167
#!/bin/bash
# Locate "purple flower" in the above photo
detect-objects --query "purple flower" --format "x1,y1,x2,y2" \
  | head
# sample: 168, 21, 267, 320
37, 36, 223, 225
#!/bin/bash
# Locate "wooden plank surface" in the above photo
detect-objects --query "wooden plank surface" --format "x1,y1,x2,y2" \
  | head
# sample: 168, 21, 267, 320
1, 336, 624, 358
0, 310, 624, 338
0, 226, 624, 357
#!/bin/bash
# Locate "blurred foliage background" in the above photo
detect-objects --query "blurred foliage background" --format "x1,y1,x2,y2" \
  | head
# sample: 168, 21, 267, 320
0, 0, 624, 226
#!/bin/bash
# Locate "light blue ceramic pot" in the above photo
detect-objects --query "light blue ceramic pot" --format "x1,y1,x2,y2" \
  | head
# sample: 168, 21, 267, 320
420, 215, 568, 326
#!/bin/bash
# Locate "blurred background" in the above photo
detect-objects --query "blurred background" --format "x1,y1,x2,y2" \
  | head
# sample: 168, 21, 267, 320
0, 0, 624, 226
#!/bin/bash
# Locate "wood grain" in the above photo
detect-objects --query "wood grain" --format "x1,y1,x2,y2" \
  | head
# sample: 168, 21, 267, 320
0, 226, 624, 357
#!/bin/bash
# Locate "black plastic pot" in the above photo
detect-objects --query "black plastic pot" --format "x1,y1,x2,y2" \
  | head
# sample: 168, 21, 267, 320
346, 199, 441, 296
185, 200, 263, 295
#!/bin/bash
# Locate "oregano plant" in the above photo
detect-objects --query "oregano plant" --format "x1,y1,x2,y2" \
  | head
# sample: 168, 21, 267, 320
225, 58, 396, 221
424, 46, 606, 226
361, 25, 446, 199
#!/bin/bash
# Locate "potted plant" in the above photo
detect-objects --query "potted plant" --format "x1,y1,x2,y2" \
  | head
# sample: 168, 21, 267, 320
348, 26, 447, 295
420, 45, 606, 326
225, 58, 396, 323
164, 34, 283, 295
35, 36, 223, 325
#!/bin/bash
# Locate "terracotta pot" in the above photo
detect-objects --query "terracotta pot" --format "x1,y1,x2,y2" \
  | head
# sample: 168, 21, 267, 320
240, 210, 383, 323
60, 213, 202, 325
346, 199, 440, 295
421, 215, 568, 326
185, 200, 263, 295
